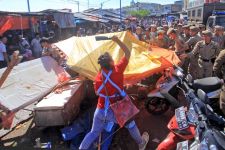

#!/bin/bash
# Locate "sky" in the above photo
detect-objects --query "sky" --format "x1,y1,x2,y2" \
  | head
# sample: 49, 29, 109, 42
0, 0, 177, 12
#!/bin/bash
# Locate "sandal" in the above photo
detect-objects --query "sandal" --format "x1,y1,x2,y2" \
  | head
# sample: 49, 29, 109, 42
139, 132, 149, 150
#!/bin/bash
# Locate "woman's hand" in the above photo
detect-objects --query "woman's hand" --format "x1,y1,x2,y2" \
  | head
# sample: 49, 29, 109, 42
111, 36, 119, 42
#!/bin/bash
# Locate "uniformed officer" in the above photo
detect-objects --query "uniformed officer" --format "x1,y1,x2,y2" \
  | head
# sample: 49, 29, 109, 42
177, 23, 184, 38
213, 49, 225, 115
212, 26, 224, 50
167, 28, 186, 56
183, 26, 202, 79
181, 30, 220, 79
184, 26, 202, 50
150, 30, 169, 49
198, 24, 206, 37
182, 25, 191, 42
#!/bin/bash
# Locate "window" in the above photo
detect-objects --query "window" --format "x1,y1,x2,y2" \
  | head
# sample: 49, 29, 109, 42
215, 17, 225, 28
192, 10, 196, 17
188, 11, 191, 17
207, 18, 214, 29
197, 9, 202, 17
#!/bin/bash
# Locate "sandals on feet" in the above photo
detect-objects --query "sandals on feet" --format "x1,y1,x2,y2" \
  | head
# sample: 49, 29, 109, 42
139, 132, 149, 150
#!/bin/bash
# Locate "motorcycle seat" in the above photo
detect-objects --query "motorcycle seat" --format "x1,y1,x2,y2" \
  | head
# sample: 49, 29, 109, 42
193, 77, 222, 93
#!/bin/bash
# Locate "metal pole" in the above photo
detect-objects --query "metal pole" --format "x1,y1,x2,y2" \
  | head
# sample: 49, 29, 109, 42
101, 3, 103, 16
20, 15, 23, 37
77, 1, 80, 12
120, 0, 122, 23
88, 0, 89, 9
27, 0, 31, 12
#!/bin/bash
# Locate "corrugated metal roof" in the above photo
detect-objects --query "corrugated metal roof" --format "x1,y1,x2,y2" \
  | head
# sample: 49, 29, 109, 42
74, 12, 109, 23
74, 9, 125, 23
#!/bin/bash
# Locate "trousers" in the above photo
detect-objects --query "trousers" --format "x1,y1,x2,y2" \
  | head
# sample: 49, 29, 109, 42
79, 108, 143, 150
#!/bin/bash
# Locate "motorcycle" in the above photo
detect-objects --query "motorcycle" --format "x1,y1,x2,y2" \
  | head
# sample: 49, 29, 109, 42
157, 78, 225, 150
187, 74, 224, 115
145, 66, 184, 115
176, 89, 225, 150
145, 67, 223, 115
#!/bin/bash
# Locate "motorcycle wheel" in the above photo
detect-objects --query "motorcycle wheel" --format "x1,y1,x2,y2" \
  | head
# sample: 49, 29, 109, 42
145, 97, 170, 115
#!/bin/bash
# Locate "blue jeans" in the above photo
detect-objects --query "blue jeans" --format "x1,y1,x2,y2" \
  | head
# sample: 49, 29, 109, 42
79, 108, 143, 149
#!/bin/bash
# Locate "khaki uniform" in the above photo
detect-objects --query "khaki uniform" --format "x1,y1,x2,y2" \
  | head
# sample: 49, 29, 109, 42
151, 38, 169, 49
212, 34, 224, 49
174, 36, 186, 56
186, 35, 202, 79
182, 34, 191, 42
213, 49, 225, 115
189, 40, 220, 79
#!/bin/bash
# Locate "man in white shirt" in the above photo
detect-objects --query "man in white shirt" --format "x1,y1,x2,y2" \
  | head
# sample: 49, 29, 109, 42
0, 36, 9, 68
31, 33, 42, 58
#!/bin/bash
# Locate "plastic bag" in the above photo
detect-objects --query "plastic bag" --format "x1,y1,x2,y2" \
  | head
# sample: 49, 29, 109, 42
110, 96, 139, 128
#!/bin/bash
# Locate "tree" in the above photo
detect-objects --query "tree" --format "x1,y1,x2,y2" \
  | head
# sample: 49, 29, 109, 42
129, 9, 150, 18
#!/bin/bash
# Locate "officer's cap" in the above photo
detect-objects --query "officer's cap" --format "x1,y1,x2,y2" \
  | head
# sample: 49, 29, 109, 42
214, 25, 222, 29
157, 30, 165, 35
202, 30, 213, 37
198, 24, 205, 28
182, 24, 190, 29
190, 26, 199, 32
167, 28, 176, 35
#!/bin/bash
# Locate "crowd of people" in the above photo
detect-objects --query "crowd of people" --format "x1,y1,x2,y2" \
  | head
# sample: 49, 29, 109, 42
123, 21, 225, 81
0, 18, 225, 113
123, 20, 225, 115
0, 31, 59, 69
0, 17, 225, 149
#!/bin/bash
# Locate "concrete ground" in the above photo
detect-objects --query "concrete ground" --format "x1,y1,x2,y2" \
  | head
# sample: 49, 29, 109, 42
0, 98, 176, 150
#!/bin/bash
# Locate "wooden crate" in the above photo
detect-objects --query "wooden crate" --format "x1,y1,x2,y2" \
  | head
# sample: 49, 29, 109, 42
34, 80, 85, 127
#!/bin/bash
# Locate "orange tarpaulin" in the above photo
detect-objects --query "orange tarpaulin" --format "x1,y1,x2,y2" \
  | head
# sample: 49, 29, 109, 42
55, 31, 180, 84
0, 19, 13, 36
0, 16, 37, 35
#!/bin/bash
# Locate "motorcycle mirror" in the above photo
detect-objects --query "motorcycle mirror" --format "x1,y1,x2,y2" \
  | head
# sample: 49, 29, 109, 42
186, 74, 193, 83
197, 89, 209, 104
206, 104, 213, 112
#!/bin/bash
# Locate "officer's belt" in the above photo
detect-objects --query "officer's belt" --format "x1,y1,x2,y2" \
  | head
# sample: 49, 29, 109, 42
199, 57, 215, 63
